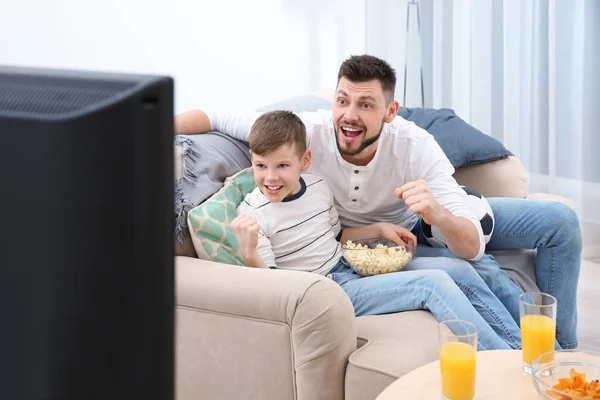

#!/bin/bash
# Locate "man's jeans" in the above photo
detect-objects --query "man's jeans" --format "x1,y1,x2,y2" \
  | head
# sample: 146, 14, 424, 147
411, 198, 581, 349
486, 198, 582, 349
328, 258, 520, 351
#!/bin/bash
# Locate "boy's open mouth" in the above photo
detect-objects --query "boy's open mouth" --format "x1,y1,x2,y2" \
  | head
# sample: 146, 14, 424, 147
265, 185, 283, 195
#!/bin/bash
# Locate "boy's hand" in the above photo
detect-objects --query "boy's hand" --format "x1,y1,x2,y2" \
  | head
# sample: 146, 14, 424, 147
230, 214, 260, 259
395, 180, 445, 227
378, 222, 418, 249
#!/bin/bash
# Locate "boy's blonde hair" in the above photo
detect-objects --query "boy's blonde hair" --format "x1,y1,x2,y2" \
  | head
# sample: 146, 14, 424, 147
249, 110, 306, 158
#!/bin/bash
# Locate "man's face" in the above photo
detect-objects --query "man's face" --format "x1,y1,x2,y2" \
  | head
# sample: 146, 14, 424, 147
333, 77, 397, 162
251, 143, 311, 203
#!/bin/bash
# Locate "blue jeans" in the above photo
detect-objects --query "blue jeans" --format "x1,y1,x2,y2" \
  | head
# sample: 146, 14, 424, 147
328, 259, 518, 351
486, 198, 582, 349
411, 198, 581, 349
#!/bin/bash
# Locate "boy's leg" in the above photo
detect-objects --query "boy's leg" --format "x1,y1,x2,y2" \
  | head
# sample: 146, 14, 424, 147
485, 198, 582, 349
404, 253, 522, 349
328, 264, 511, 351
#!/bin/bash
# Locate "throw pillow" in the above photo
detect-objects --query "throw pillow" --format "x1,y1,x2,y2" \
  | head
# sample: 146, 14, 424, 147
397, 107, 513, 169
187, 168, 255, 265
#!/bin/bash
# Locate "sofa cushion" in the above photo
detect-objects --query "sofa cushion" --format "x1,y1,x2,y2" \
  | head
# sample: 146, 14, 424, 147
398, 107, 514, 169
453, 156, 527, 198
492, 249, 540, 294
187, 168, 255, 264
345, 311, 440, 400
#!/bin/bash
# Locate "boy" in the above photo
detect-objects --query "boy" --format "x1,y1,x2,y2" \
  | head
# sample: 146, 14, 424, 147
230, 110, 518, 351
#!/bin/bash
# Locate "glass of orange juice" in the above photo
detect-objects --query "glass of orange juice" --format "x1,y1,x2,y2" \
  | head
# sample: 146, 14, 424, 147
439, 320, 478, 400
520, 292, 557, 374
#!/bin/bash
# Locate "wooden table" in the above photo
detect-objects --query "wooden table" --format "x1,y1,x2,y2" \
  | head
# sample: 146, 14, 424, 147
376, 350, 540, 399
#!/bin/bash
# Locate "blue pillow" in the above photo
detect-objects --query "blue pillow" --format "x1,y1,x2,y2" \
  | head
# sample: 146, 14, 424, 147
398, 107, 513, 169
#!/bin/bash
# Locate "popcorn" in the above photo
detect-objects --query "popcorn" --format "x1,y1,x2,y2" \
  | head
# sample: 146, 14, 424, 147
343, 240, 411, 276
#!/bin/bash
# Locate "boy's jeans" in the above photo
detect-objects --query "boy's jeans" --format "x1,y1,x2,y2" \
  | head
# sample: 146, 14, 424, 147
328, 258, 520, 351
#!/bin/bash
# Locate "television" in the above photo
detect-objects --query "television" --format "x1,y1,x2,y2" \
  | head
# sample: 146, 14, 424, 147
0, 66, 174, 400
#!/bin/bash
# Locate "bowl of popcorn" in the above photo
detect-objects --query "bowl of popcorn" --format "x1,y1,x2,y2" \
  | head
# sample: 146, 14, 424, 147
532, 349, 600, 399
342, 238, 414, 276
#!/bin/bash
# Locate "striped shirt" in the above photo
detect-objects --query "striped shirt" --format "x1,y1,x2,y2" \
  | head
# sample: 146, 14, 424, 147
236, 172, 343, 275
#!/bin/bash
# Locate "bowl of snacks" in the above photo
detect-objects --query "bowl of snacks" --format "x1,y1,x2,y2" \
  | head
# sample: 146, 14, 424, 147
341, 238, 414, 276
532, 349, 600, 399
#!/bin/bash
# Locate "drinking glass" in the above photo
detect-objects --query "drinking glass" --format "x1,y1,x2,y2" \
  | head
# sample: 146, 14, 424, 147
439, 320, 478, 400
520, 292, 557, 374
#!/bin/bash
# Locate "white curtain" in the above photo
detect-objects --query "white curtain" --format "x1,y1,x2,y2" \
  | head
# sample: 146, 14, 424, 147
367, 0, 599, 222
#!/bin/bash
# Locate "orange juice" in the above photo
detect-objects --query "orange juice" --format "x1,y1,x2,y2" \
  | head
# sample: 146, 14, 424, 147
521, 314, 556, 365
440, 342, 476, 400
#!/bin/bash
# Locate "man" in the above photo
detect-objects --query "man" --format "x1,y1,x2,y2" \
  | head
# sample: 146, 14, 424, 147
175, 54, 582, 349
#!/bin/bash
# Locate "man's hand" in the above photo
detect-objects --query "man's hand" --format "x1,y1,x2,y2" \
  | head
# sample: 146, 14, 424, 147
378, 222, 418, 250
395, 180, 445, 227
395, 180, 482, 260
230, 214, 260, 261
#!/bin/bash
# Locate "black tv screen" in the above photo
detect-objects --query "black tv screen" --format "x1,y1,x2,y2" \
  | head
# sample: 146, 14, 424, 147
0, 66, 174, 400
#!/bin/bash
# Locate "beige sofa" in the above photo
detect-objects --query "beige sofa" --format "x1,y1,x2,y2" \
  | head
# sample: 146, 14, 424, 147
173, 92, 575, 399
174, 154, 575, 400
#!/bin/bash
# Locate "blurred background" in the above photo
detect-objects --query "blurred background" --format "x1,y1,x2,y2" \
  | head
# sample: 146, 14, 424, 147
1, 0, 597, 266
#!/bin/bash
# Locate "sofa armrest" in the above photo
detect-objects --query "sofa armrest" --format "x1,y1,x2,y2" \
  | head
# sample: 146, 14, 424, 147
526, 192, 575, 209
175, 256, 357, 400
453, 156, 528, 198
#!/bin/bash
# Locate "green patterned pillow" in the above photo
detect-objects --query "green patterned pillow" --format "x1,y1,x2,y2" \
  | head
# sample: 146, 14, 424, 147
187, 168, 256, 265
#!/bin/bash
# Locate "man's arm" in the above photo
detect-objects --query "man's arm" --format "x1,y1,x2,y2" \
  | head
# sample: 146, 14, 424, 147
340, 222, 418, 249
396, 181, 481, 259
174, 110, 211, 135
435, 214, 480, 260
404, 134, 485, 261
174, 109, 263, 143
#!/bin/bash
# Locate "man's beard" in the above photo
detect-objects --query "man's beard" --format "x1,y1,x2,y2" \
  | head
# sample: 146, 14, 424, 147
334, 121, 385, 157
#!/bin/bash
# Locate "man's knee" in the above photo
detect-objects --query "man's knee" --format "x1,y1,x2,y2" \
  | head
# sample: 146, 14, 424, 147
545, 202, 582, 248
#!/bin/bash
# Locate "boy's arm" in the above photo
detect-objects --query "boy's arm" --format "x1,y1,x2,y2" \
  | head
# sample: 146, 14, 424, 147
240, 246, 270, 269
231, 206, 276, 268
251, 230, 277, 268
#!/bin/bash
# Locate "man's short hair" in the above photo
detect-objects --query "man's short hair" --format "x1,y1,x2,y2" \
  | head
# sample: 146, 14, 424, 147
337, 54, 397, 103
249, 110, 307, 158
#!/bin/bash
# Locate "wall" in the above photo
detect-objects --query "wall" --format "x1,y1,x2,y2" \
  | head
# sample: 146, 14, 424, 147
0, 0, 366, 113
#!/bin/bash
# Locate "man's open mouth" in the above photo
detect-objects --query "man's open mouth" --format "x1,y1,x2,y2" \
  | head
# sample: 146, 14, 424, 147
341, 126, 363, 141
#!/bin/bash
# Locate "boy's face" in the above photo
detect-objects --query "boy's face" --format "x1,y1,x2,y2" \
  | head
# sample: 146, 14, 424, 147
251, 143, 311, 203
333, 77, 398, 163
